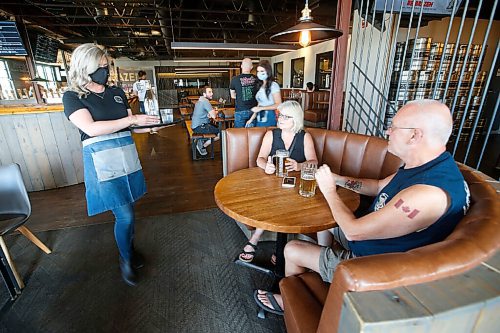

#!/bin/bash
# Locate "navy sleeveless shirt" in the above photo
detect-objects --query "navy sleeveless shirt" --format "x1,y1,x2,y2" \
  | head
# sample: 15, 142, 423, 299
269, 129, 306, 163
349, 152, 470, 256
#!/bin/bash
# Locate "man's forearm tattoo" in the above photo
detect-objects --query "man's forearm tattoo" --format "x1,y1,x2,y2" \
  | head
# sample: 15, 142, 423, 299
394, 198, 420, 219
345, 180, 362, 191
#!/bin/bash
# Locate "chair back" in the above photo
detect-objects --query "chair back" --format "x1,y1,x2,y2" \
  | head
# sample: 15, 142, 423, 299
0, 163, 31, 219
222, 127, 269, 176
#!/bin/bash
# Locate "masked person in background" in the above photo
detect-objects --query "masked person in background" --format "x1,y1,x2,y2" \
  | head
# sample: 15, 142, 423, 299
62, 44, 161, 287
246, 60, 282, 128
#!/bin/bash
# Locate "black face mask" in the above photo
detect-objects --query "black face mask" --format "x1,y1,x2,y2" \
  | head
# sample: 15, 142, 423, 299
89, 66, 109, 85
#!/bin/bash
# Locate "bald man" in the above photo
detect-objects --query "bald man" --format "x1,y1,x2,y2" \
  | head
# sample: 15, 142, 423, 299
254, 100, 470, 316
229, 58, 258, 127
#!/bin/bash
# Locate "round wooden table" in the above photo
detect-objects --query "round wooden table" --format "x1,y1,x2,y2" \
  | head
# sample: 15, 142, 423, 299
214, 167, 359, 277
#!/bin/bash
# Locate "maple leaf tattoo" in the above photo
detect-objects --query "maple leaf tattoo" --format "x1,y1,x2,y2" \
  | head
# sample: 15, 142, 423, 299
394, 198, 420, 219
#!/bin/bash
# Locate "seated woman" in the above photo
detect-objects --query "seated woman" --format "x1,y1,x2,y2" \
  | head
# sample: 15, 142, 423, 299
239, 100, 318, 263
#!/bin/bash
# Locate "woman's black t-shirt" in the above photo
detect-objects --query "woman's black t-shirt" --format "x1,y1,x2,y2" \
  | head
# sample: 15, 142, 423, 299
62, 86, 130, 141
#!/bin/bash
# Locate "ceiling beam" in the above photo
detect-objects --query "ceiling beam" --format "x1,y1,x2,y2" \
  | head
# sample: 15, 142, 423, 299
171, 42, 299, 52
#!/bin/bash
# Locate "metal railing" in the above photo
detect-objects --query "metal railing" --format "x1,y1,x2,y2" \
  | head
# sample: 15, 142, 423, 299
343, 0, 499, 178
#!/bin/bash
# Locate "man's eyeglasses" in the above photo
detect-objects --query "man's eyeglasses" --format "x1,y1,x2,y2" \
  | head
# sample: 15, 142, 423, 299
278, 113, 293, 120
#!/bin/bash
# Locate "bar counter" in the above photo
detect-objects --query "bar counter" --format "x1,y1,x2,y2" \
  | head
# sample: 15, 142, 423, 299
0, 104, 84, 191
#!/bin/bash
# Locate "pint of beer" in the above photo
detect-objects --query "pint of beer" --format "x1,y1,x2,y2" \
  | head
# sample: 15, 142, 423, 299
272, 149, 289, 177
299, 163, 317, 197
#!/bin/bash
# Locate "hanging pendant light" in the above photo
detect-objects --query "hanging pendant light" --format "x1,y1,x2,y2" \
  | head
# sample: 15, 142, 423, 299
270, 0, 342, 47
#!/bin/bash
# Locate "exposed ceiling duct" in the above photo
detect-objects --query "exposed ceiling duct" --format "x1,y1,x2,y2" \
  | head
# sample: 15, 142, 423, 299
0, 0, 338, 59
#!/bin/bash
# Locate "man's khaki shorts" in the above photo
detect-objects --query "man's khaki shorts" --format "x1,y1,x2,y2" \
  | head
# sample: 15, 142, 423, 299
318, 228, 355, 282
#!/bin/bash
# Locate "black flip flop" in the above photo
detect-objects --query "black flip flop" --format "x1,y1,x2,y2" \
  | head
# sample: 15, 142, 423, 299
253, 290, 284, 316
239, 241, 257, 263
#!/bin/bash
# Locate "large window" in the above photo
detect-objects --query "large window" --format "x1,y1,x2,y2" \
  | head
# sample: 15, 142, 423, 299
290, 57, 305, 88
0, 60, 17, 100
273, 62, 283, 87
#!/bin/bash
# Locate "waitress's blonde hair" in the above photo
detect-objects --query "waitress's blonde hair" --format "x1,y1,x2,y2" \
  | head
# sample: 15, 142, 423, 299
277, 100, 304, 134
67, 43, 109, 97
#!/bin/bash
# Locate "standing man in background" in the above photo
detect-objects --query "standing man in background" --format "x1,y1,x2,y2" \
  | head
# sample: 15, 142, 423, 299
230, 58, 258, 128
132, 70, 148, 113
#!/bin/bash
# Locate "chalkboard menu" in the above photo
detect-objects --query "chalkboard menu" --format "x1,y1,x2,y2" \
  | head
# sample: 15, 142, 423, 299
34, 34, 59, 63
0, 21, 28, 56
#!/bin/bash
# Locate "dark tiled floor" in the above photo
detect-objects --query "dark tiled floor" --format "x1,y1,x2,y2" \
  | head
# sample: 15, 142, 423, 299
0, 209, 285, 333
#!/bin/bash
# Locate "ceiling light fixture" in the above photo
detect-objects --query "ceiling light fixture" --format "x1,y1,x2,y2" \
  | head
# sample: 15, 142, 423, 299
270, 0, 342, 48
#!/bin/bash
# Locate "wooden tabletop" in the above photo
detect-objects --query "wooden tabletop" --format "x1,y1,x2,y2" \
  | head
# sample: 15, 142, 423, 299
214, 167, 359, 234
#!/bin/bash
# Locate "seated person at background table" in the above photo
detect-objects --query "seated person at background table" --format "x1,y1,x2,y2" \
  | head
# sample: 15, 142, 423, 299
254, 99, 470, 315
63, 43, 161, 287
191, 86, 219, 156
230, 57, 258, 128
306, 81, 316, 92
246, 60, 282, 128
239, 100, 318, 263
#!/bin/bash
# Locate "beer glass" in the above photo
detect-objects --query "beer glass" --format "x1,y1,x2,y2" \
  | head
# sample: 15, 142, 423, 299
272, 149, 289, 177
299, 163, 317, 197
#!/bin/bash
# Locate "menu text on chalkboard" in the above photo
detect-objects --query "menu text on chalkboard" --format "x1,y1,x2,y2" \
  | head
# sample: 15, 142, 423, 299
0, 21, 28, 56
35, 34, 59, 63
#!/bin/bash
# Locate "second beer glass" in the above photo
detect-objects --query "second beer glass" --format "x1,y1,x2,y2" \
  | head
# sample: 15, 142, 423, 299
299, 163, 317, 197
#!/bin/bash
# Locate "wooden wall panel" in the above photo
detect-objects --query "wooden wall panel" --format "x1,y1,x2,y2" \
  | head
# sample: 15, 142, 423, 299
12, 115, 45, 190
1, 116, 34, 191
49, 112, 79, 185
0, 120, 14, 166
24, 114, 56, 189
60, 113, 84, 182
0, 111, 83, 191
36, 113, 67, 187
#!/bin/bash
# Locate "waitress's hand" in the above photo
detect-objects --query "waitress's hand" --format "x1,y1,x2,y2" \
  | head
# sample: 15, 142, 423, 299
130, 114, 160, 126
265, 156, 276, 175
285, 158, 300, 171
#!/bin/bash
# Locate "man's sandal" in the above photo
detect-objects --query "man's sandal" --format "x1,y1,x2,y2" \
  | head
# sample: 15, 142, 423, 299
253, 290, 284, 316
239, 241, 257, 262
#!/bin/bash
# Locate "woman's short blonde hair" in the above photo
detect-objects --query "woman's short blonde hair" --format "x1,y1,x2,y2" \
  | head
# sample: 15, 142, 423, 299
277, 100, 304, 133
67, 43, 109, 97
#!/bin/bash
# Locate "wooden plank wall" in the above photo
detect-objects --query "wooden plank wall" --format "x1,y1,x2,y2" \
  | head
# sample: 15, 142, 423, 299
338, 251, 500, 332
0, 112, 84, 191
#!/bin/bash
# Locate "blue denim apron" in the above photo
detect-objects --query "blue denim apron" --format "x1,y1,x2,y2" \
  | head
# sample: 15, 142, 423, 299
82, 131, 146, 216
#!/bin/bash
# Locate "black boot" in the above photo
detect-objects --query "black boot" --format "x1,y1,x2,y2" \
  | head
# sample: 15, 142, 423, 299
131, 250, 145, 270
119, 257, 138, 286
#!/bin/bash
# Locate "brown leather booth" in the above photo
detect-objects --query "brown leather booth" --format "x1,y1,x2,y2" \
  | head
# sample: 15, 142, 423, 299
221, 127, 500, 333
222, 127, 401, 177
303, 91, 330, 128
